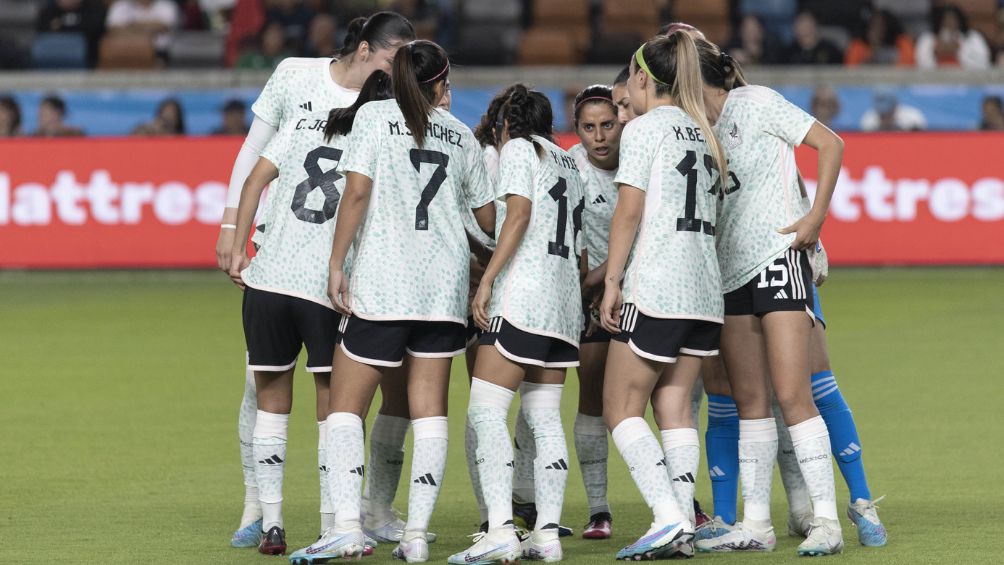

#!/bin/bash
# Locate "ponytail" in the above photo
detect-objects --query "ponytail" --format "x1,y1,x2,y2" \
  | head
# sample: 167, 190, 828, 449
474, 85, 517, 148
338, 11, 415, 59
392, 40, 450, 148
325, 70, 392, 141
500, 84, 555, 154
670, 32, 729, 186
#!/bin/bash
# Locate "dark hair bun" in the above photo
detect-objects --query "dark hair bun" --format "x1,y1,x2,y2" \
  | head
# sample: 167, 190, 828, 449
340, 17, 367, 55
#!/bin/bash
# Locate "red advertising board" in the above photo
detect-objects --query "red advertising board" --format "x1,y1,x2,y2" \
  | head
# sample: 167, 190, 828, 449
1, 133, 1002, 268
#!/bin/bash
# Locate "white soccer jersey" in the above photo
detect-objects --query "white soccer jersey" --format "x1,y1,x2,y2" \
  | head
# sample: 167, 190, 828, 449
569, 143, 619, 270
341, 99, 493, 323
242, 110, 349, 308
461, 144, 501, 251
614, 105, 723, 322
713, 85, 816, 292
489, 135, 585, 345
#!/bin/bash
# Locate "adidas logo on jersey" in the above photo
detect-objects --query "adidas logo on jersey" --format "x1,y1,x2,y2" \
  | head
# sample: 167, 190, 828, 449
413, 473, 437, 486
774, 289, 789, 299
592, 194, 608, 205
673, 472, 696, 484
257, 455, 284, 465
349, 465, 364, 476
300, 101, 313, 111
545, 459, 568, 471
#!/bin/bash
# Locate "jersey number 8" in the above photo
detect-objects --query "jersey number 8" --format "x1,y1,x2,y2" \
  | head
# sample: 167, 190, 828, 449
291, 146, 343, 224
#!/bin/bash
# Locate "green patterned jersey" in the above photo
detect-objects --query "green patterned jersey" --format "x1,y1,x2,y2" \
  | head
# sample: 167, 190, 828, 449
614, 105, 723, 322
569, 143, 618, 270
342, 99, 493, 323
242, 110, 348, 308
461, 144, 500, 252
489, 136, 585, 345
714, 85, 815, 292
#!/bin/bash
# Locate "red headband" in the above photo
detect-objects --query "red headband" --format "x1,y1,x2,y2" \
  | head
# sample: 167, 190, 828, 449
421, 62, 450, 84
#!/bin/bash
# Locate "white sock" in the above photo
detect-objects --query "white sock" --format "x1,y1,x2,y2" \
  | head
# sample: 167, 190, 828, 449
772, 402, 812, 517
327, 412, 365, 531
318, 420, 335, 532
465, 416, 489, 524
405, 417, 449, 539
788, 416, 839, 521
468, 378, 516, 529
363, 414, 409, 525
612, 417, 687, 526
573, 413, 609, 516
512, 396, 536, 504
238, 361, 260, 528
253, 410, 289, 531
739, 418, 778, 525
661, 427, 699, 525
522, 383, 568, 531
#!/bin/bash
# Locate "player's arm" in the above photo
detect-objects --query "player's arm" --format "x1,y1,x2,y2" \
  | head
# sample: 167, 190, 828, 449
779, 121, 844, 250
327, 171, 372, 314
600, 185, 644, 333
467, 228, 495, 266
472, 195, 530, 330
583, 259, 607, 303
216, 117, 279, 271
471, 203, 496, 238
227, 157, 279, 289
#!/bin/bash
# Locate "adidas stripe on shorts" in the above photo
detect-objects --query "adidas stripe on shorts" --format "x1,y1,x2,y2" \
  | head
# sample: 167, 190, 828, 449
612, 303, 722, 364
479, 316, 579, 368
724, 248, 815, 319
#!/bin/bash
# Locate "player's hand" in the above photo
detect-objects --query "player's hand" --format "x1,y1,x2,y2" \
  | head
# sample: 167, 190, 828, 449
599, 282, 623, 334
227, 252, 249, 289
216, 227, 235, 272
582, 266, 604, 300
328, 268, 352, 315
778, 212, 824, 251
471, 280, 493, 331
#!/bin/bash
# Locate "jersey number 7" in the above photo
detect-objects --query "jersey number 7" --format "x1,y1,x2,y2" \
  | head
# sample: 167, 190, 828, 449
411, 149, 449, 231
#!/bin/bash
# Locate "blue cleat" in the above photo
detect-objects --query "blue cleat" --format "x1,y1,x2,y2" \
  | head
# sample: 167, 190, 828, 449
230, 518, 263, 548
615, 521, 693, 560
848, 497, 887, 547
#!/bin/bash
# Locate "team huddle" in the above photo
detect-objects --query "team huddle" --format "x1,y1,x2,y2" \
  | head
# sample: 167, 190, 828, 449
214, 12, 887, 564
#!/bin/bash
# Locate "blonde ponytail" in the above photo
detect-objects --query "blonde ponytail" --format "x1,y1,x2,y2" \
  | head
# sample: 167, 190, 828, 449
670, 32, 729, 187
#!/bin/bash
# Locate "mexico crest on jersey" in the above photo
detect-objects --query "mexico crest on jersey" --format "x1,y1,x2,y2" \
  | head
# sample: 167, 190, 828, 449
724, 121, 742, 149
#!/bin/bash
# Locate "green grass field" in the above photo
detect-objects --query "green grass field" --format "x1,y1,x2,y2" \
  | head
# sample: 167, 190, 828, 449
2, 268, 1003, 564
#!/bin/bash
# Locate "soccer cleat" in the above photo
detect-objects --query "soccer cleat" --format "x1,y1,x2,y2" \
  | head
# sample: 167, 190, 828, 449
694, 516, 737, 542
797, 518, 844, 556
556, 525, 573, 538
695, 520, 775, 552
392, 535, 430, 563
258, 526, 287, 556
582, 512, 612, 540
788, 509, 814, 538
288, 528, 365, 564
448, 526, 522, 565
364, 512, 438, 544
615, 520, 693, 560
231, 518, 263, 548
694, 499, 711, 528
848, 497, 887, 547
522, 528, 562, 562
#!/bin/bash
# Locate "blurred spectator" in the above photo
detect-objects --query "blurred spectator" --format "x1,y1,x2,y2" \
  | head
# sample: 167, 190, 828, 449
236, 21, 291, 69
725, 15, 783, 65
34, 95, 84, 137
810, 85, 841, 128
0, 95, 23, 137
915, 4, 990, 69
266, 0, 315, 52
106, 0, 180, 57
860, 89, 926, 131
36, 0, 107, 67
213, 99, 250, 135
979, 95, 1004, 130
784, 11, 844, 65
845, 9, 915, 66
302, 13, 337, 58
225, 0, 266, 67
198, 0, 237, 31
992, 19, 1004, 67
132, 98, 186, 135
180, 0, 207, 30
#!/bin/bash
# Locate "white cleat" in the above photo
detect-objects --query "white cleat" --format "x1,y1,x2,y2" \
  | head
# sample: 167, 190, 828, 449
364, 512, 438, 544
847, 497, 887, 547
447, 526, 522, 565
288, 528, 365, 564
521, 529, 562, 562
797, 518, 844, 556
695, 520, 776, 552
392, 534, 430, 563
788, 509, 814, 538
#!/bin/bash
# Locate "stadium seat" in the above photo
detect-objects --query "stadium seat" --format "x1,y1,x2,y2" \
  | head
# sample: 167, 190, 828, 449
670, 0, 732, 44
98, 33, 158, 69
168, 31, 225, 68
518, 28, 581, 65
534, 0, 590, 27
455, 24, 520, 65
32, 32, 88, 69
602, 0, 660, 40
818, 25, 851, 51
461, 0, 521, 24
586, 32, 642, 65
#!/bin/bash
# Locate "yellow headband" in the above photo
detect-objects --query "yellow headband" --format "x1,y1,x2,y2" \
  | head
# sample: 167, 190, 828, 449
634, 44, 668, 86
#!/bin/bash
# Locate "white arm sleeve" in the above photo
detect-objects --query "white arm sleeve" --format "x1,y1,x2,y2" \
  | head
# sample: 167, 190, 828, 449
225, 116, 279, 209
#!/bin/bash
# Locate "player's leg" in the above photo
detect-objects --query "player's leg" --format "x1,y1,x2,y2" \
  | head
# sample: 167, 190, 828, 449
463, 320, 489, 532
699, 357, 741, 535
231, 358, 262, 548
253, 369, 293, 555
772, 395, 814, 537
313, 373, 334, 534
362, 370, 412, 543
576, 340, 613, 539
651, 357, 702, 527
512, 395, 537, 526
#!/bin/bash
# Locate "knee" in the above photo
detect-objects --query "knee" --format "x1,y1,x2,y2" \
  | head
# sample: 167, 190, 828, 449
520, 382, 563, 433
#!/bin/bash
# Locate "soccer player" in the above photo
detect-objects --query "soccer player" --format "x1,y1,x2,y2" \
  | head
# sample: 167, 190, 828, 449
688, 38, 847, 556
597, 32, 728, 561
214, 12, 419, 549
611, 67, 634, 125
225, 70, 394, 555
568, 84, 622, 540
450, 84, 584, 565
291, 40, 495, 563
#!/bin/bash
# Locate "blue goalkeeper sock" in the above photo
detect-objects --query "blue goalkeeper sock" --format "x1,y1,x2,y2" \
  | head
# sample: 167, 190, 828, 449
812, 370, 872, 502
705, 394, 739, 524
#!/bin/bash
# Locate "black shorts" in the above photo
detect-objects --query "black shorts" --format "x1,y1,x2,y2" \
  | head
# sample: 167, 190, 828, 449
725, 249, 815, 319
466, 315, 482, 348
242, 287, 340, 373
580, 301, 612, 344
338, 315, 466, 367
612, 303, 721, 363
480, 317, 579, 369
